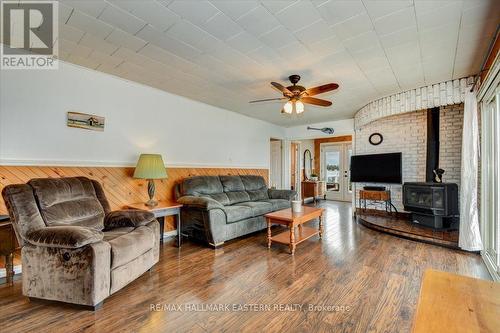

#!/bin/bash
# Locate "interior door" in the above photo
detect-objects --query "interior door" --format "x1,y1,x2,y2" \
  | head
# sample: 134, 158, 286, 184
270, 140, 282, 189
321, 143, 352, 202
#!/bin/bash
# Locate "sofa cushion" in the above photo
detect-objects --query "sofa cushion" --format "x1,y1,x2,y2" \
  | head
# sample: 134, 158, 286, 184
259, 199, 291, 211
108, 226, 155, 269
29, 177, 105, 230
201, 193, 230, 206
180, 176, 223, 196
220, 176, 245, 192
226, 191, 251, 205
224, 205, 253, 223
240, 175, 269, 201
241, 175, 267, 190
237, 201, 273, 216
246, 189, 269, 201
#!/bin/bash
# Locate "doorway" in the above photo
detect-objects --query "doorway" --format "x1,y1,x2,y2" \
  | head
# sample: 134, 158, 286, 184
320, 142, 352, 201
290, 142, 300, 191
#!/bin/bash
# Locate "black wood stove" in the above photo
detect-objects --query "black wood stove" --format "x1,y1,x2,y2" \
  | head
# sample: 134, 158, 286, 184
403, 182, 459, 230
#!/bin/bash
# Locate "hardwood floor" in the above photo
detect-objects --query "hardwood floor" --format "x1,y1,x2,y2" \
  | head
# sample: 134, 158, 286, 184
0, 201, 490, 332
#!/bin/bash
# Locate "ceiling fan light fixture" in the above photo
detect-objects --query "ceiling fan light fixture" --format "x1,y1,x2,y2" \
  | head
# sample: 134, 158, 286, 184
295, 100, 304, 114
283, 101, 293, 114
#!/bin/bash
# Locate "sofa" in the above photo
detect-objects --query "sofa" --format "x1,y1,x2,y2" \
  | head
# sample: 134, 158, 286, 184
175, 175, 296, 247
1, 177, 160, 310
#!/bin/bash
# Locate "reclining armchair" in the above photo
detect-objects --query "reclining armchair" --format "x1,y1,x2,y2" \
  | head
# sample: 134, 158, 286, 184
2, 177, 160, 310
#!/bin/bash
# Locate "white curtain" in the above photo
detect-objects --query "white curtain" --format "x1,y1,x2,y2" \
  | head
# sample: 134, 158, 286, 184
458, 86, 483, 251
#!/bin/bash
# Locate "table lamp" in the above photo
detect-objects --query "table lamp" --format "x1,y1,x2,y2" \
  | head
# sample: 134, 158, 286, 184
133, 154, 167, 207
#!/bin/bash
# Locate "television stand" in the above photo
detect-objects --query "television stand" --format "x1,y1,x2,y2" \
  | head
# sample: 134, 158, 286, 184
359, 189, 393, 213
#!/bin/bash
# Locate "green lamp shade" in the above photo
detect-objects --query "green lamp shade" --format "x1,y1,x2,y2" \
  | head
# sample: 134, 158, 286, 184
133, 154, 167, 179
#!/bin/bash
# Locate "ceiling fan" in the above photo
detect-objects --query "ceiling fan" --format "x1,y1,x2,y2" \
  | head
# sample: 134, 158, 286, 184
249, 75, 339, 115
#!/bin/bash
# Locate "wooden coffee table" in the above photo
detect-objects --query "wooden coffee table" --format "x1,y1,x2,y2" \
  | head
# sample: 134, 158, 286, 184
265, 206, 324, 255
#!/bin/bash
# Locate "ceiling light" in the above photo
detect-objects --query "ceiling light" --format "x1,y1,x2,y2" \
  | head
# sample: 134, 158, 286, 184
283, 101, 293, 114
295, 101, 304, 114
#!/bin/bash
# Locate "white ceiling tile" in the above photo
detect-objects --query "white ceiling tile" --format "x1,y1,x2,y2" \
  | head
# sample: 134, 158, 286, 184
202, 12, 244, 40
58, 3, 74, 23
332, 13, 373, 41
67, 54, 100, 69
60, 38, 93, 58
236, 5, 281, 37
206, 43, 256, 70
294, 19, 334, 46
67, 10, 114, 39
61, 0, 107, 18
168, 0, 220, 26
247, 46, 285, 68
113, 47, 151, 66
414, 0, 461, 13
351, 46, 390, 72
59, 24, 85, 43
307, 34, 345, 57
166, 20, 221, 52
385, 41, 420, 68
319, 50, 356, 69
342, 30, 380, 53
363, 66, 398, 85
276, 41, 313, 62
138, 43, 196, 73
379, 26, 418, 49
373, 7, 416, 36
458, 18, 497, 44
259, 26, 297, 49
136, 25, 202, 61
261, 1, 297, 14
98, 3, 146, 35
275, 1, 322, 32
419, 23, 459, 46
415, 1, 462, 31
226, 31, 263, 54
316, 0, 365, 25
109, 0, 180, 32
87, 49, 123, 67
78, 33, 119, 55
462, 0, 500, 25
210, 0, 259, 21
364, 0, 413, 20
105, 29, 148, 52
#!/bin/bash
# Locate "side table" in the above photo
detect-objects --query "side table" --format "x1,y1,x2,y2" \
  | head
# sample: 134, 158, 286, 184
126, 200, 183, 247
0, 215, 16, 285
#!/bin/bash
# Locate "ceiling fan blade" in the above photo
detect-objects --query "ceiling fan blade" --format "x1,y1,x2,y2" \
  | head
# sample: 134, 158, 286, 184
302, 83, 339, 96
249, 97, 288, 103
301, 97, 332, 107
271, 82, 293, 96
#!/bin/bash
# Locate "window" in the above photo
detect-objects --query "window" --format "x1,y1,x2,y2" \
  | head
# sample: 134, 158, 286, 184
480, 81, 500, 281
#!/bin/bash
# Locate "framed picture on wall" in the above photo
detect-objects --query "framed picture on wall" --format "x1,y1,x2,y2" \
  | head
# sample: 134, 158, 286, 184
67, 111, 105, 131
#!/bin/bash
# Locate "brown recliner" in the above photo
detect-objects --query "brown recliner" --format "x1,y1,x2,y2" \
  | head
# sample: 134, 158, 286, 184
1, 177, 160, 310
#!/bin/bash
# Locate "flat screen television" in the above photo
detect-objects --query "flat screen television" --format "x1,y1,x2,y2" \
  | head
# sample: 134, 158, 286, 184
350, 152, 402, 184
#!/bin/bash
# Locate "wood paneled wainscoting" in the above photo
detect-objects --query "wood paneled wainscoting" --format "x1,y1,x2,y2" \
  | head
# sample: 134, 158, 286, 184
0, 166, 268, 231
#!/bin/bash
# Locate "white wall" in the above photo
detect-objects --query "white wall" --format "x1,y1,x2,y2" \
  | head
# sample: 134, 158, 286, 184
285, 119, 354, 140
0, 61, 285, 168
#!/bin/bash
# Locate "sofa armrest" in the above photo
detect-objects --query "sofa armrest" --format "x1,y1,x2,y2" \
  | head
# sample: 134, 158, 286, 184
104, 209, 155, 230
268, 189, 297, 200
177, 196, 225, 210
25, 226, 103, 249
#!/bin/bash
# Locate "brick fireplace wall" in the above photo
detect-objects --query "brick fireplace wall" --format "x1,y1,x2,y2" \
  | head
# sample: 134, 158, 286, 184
354, 103, 464, 211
